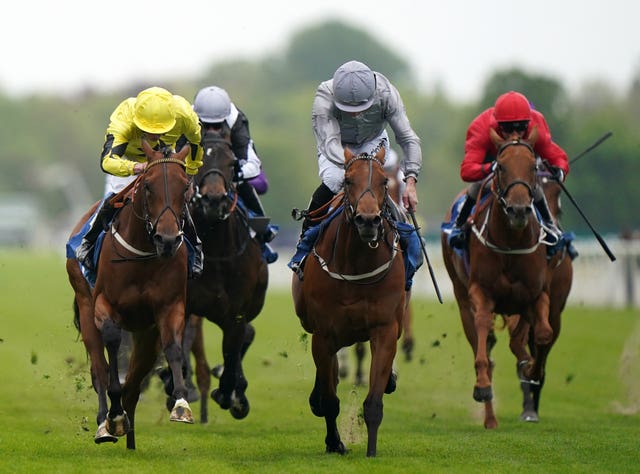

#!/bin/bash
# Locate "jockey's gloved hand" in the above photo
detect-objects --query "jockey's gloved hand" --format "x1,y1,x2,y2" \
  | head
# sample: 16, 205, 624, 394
233, 160, 243, 181
550, 166, 565, 182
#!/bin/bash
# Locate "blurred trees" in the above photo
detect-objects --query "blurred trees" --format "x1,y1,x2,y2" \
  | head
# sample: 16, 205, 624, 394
0, 20, 636, 240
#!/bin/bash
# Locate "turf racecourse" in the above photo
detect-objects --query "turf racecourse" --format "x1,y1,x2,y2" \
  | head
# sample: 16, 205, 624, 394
0, 250, 638, 473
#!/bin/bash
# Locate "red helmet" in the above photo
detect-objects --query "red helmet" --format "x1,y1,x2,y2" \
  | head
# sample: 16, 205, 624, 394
494, 91, 531, 122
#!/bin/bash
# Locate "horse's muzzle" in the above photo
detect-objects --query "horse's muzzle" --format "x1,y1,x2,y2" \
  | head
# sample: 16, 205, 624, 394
505, 204, 533, 229
153, 232, 184, 258
354, 213, 382, 243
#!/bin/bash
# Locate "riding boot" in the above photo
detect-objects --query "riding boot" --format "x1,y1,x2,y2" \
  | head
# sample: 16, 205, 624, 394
290, 182, 335, 274
183, 210, 203, 278
301, 182, 336, 236
76, 198, 116, 271
535, 195, 560, 244
449, 195, 475, 249
237, 181, 278, 243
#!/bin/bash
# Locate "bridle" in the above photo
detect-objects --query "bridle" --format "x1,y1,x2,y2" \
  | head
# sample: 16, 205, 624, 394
191, 135, 238, 219
136, 158, 188, 238
493, 140, 537, 209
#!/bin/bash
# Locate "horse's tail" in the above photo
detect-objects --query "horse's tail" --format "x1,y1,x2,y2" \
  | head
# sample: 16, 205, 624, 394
72, 298, 81, 333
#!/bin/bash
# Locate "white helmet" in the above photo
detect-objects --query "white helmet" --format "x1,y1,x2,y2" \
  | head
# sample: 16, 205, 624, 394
193, 86, 231, 123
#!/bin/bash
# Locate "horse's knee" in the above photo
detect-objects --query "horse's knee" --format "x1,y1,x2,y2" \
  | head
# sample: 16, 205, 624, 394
102, 319, 121, 351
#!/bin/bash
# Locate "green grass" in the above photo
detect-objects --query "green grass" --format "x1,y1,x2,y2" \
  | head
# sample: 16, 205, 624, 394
0, 250, 639, 473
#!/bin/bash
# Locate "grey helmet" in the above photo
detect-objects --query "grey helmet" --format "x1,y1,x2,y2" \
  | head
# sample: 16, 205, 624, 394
332, 60, 376, 113
193, 86, 231, 123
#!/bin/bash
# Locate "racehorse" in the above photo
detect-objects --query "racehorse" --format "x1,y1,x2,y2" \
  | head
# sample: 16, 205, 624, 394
185, 123, 268, 423
441, 127, 571, 428
505, 173, 573, 422
292, 145, 406, 457
348, 155, 415, 385
66, 141, 193, 449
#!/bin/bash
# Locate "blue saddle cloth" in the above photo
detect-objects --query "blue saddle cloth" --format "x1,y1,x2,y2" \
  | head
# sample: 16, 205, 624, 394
288, 206, 423, 290
65, 201, 202, 288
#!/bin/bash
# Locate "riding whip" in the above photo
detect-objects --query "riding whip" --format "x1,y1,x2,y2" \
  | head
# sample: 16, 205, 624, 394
569, 131, 613, 165
541, 161, 616, 262
408, 210, 443, 303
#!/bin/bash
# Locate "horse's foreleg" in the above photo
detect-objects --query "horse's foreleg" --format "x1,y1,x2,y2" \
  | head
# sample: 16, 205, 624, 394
532, 293, 553, 345
189, 316, 211, 423
364, 325, 398, 457
159, 305, 193, 424
311, 334, 345, 455
99, 317, 130, 437
401, 302, 415, 362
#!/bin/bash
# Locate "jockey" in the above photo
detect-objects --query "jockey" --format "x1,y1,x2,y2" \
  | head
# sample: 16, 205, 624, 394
75, 86, 204, 276
192, 85, 278, 263
448, 90, 569, 249
290, 60, 423, 284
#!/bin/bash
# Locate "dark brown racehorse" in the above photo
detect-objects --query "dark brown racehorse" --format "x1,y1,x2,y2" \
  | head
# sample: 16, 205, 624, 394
442, 127, 570, 428
292, 145, 406, 457
186, 124, 268, 423
66, 142, 193, 449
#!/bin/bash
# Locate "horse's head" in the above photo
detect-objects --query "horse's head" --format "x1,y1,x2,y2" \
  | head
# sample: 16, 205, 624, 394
343, 144, 388, 244
490, 127, 539, 230
192, 123, 236, 221
138, 140, 190, 257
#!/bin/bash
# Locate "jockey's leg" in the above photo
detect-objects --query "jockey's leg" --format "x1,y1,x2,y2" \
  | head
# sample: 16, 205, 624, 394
183, 210, 203, 277
301, 182, 336, 235
76, 196, 116, 271
237, 181, 278, 263
534, 187, 560, 244
449, 187, 477, 249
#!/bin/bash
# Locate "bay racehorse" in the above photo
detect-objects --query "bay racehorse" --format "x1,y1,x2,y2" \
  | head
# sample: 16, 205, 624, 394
441, 127, 570, 428
185, 123, 268, 423
66, 141, 194, 449
292, 145, 406, 457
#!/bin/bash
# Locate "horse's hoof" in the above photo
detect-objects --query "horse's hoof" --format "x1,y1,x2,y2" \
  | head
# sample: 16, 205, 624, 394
106, 412, 130, 437
170, 398, 194, 424
520, 410, 539, 422
211, 365, 224, 379
94, 421, 118, 444
230, 392, 250, 420
473, 385, 493, 402
385, 370, 397, 394
326, 441, 348, 455
211, 388, 231, 409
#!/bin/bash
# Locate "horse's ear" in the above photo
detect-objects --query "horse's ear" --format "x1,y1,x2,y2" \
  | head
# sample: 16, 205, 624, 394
141, 139, 157, 162
489, 127, 503, 148
344, 147, 355, 164
527, 125, 539, 147
173, 145, 191, 162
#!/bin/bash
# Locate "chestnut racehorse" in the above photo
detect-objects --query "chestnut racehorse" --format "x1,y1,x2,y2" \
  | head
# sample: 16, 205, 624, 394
67, 142, 193, 449
292, 145, 406, 457
442, 127, 570, 428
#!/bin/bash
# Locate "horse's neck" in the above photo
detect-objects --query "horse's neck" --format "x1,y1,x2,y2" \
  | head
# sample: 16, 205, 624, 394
200, 213, 247, 254
114, 202, 152, 249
